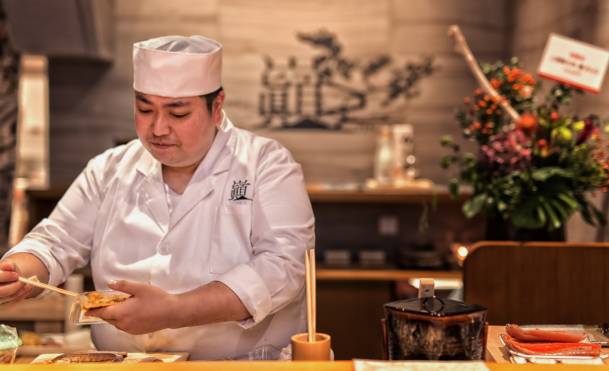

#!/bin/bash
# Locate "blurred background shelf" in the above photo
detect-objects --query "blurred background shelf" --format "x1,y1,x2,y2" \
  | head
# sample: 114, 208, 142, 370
317, 268, 461, 281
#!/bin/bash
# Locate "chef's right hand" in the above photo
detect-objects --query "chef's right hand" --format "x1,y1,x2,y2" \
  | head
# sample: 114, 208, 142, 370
0, 261, 32, 304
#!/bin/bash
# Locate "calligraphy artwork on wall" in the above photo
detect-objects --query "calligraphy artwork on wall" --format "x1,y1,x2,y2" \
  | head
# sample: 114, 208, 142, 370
258, 29, 435, 130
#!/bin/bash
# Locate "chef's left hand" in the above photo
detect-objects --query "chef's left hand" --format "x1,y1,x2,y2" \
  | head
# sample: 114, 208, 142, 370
86, 280, 180, 334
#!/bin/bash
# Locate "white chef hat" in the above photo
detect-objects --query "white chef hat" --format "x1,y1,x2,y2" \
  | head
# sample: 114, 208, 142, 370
133, 35, 222, 97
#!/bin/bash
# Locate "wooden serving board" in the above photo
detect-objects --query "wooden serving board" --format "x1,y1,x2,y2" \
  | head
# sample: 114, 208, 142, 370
31, 352, 188, 364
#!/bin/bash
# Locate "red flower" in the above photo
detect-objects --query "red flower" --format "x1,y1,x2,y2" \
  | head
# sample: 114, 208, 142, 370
550, 111, 560, 121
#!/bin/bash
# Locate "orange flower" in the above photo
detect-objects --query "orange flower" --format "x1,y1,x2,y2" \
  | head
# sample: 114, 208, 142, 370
511, 68, 523, 78
463, 97, 471, 105
513, 83, 523, 91
491, 79, 502, 89
521, 73, 535, 85
478, 100, 487, 108
517, 113, 538, 132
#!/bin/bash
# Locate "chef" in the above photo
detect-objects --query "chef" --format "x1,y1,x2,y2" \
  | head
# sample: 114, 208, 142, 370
0, 35, 314, 360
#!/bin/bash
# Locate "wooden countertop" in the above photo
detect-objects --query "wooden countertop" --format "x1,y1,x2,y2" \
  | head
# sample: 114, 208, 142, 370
6, 360, 607, 370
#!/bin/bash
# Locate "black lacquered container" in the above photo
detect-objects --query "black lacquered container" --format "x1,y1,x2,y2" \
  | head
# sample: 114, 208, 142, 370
382, 280, 487, 360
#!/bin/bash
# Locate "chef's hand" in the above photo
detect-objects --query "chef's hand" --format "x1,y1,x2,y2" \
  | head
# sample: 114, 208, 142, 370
86, 280, 179, 335
0, 261, 32, 305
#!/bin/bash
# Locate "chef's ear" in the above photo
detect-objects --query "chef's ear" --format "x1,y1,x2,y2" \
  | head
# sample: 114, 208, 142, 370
212, 90, 225, 125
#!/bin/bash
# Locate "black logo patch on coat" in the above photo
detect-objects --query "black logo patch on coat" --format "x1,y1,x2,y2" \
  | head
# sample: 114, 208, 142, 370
229, 180, 251, 201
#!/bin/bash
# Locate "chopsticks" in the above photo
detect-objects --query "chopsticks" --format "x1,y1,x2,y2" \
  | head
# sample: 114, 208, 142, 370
18, 276, 79, 298
305, 249, 317, 343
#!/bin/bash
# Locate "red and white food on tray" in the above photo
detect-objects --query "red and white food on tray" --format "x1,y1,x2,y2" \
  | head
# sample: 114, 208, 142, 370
503, 324, 601, 357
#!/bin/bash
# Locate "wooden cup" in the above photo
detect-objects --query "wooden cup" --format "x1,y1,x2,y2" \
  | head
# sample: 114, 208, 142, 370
291, 333, 331, 361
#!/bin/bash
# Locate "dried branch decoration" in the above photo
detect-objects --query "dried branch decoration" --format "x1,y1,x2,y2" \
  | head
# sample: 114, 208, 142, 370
448, 25, 520, 124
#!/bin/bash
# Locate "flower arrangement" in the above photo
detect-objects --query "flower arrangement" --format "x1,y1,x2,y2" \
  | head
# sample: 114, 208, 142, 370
441, 58, 609, 234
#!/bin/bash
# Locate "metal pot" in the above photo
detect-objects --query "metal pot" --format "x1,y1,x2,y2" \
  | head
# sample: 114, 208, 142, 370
382, 279, 487, 360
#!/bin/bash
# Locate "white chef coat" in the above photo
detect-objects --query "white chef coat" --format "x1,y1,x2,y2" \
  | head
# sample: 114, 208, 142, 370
5, 113, 315, 360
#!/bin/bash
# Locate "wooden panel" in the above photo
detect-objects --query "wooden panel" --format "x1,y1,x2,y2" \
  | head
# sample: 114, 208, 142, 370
506, 246, 558, 324
391, 24, 506, 56
391, 0, 508, 29
463, 245, 512, 324
116, 0, 219, 19
219, 0, 390, 57
317, 280, 391, 360
463, 242, 609, 324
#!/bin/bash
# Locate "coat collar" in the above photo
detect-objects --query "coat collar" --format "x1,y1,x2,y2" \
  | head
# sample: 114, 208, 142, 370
135, 111, 236, 231
170, 112, 233, 228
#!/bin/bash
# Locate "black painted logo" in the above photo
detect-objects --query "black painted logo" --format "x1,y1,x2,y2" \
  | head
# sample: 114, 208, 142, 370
229, 180, 251, 201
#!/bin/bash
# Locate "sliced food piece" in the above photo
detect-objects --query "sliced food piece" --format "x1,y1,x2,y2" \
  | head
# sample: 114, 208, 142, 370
49, 351, 128, 363
506, 324, 587, 343
80, 291, 130, 310
503, 334, 601, 357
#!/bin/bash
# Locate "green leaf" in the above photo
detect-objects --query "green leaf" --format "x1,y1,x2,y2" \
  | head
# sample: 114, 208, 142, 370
557, 193, 578, 210
512, 198, 546, 229
463, 194, 486, 218
536, 206, 547, 226
448, 178, 459, 197
440, 135, 454, 147
540, 198, 562, 229
531, 167, 574, 181
440, 156, 452, 169
551, 199, 570, 222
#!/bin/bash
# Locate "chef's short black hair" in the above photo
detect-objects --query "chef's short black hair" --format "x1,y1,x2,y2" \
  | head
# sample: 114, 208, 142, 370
201, 87, 223, 113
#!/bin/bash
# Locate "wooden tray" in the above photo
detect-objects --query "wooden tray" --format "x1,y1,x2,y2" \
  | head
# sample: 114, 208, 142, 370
31, 352, 188, 364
